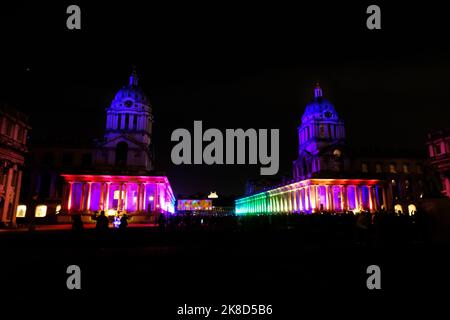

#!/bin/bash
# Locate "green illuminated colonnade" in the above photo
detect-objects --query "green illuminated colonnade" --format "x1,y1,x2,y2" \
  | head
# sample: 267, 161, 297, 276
235, 179, 387, 215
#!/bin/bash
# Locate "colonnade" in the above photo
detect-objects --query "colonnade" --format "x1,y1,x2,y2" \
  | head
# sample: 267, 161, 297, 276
62, 175, 175, 214
236, 180, 387, 215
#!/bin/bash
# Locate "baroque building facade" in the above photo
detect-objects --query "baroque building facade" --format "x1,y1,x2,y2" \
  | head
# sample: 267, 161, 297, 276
22, 70, 174, 221
0, 106, 30, 226
236, 84, 436, 215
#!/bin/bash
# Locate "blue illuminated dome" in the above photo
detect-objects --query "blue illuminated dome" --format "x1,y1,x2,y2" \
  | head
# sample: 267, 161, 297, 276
110, 69, 150, 109
301, 83, 339, 124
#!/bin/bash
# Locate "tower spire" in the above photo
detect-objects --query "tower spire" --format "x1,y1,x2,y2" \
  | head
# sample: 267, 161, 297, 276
314, 82, 323, 98
129, 66, 139, 86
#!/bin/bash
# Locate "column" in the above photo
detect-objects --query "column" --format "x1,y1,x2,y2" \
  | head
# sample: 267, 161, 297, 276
11, 170, 23, 225
305, 186, 310, 211
354, 186, 359, 211
123, 183, 128, 212
339, 186, 344, 211
86, 182, 92, 212
129, 114, 134, 129
118, 183, 123, 211
328, 185, 333, 210
143, 183, 147, 213
67, 182, 73, 211
104, 183, 110, 211
80, 183, 86, 211
359, 187, 363, 211
155, 183, 159, 212
100, 183, 105, 210
293, 190, 298, 212
288, 191, 293, 212
120, 115, 126, 129
367, 186, 372, 212
325, 186, 330, 211
136, 183, 142, 212
298, 189, 302, 212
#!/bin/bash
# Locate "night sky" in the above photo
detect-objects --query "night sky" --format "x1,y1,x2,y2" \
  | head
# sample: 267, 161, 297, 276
1, 2, 450, 196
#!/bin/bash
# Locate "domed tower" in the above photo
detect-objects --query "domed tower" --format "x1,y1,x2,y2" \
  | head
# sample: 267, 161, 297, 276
96, 69, 154, 173
293, 83, 347, 180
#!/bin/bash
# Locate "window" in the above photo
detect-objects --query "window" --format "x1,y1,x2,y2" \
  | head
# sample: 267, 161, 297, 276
117, 114, 122, 129
361, 163, 368, 173
416, 164, 423, 174
333, 149, 342, 158
389, 163, 397, 173
434, 144, 442, 155
408, 204, 417, 216
62, 152, 74, 166
402, 164, 409, 173
405, 179, 410, 189
35, 205, 47, 217
17, 127, 24, 142
125, 114, 130, 130
81, 153, 92, 167
10, 170, 18, 187
375, 163, 382, 173
6, 119, 13, 136
319, 125, 325, 137
43, 152, 54, 166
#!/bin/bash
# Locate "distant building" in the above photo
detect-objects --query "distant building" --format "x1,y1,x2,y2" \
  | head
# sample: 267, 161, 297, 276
23, 69, 175, 221
427, 128, 450, 198
0, 105, 30, 226
236, 84, 438, 215
176, 193, 235, 215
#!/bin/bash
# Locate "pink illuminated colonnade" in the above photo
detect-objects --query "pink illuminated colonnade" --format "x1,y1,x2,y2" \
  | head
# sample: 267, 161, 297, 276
62, 174, 175, 214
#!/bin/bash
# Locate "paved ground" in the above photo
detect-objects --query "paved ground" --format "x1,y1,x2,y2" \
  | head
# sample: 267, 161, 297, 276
0, 226, 447, 318
0, 223, 157, 232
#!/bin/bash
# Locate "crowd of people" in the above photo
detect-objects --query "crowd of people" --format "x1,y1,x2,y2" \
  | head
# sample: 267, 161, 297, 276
69, 209, 432, 245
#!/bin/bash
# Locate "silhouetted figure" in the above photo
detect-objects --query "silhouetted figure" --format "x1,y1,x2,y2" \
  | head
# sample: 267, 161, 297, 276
72, 214, 84, 234
28, 194, 38, 232
158, 213, 166, 232
119, 213, 129, 230
95, 210, 109, 232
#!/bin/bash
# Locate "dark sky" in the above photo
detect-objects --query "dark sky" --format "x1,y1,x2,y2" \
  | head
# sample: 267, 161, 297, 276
1, 1, 450, 196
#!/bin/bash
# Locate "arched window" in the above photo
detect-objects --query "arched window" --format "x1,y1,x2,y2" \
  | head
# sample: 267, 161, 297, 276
375, 163, 382, 173
408, 204, 417, 215
115, 142, 128, 166
389, 163, 397, 173
394, 204, 403, 214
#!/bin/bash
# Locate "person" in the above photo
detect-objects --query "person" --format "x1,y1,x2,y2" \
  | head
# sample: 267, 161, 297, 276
28, 194, 38, 232
158, 213, 166, 232
72, 214, 84, 234
119, 213, 129, 230
95, 210, 109, 232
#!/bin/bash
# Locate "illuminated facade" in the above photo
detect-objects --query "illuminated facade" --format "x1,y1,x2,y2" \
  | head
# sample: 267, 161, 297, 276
62, 174, 175, 215
427, 128, 450, 198
237, 84, 429, 215
23, 69, 176, 219
57, 70, 175, 216
236, 179, 385, 214
0, 106, 30, 225
177, 199, 213, 211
